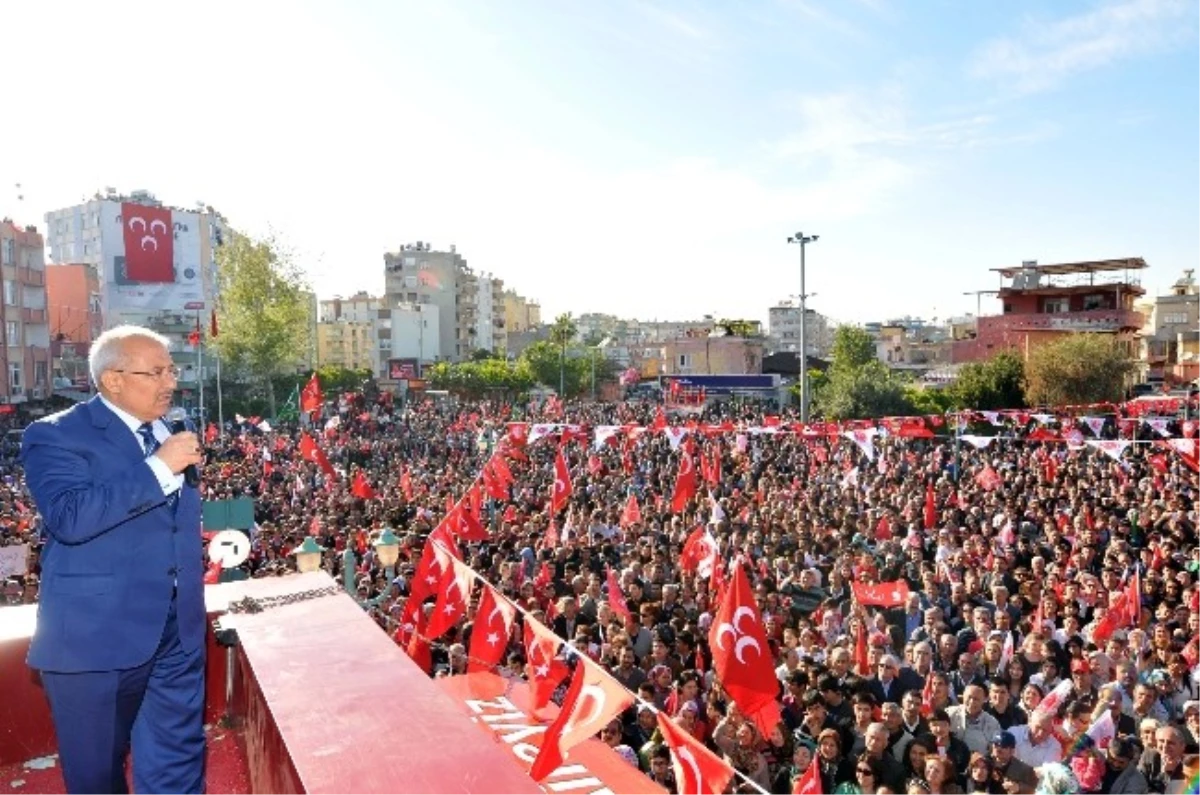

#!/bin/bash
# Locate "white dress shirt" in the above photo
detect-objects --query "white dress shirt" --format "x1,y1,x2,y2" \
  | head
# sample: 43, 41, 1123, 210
100, 396, 183, 497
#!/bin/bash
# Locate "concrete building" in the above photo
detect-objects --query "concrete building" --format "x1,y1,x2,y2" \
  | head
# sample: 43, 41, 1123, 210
660, 335, 765, 376
502, 290, 542, 335
0, 219, 52, 403
471, 272, 505, 355
1140, 269, 1199, 384
767, 302, 833, 358
46, 263, 103, 344
316, 321, 373, 371
951, 258, 1146, 364
42, 189, 227, 391
319, 292, 378, 324
383, 242, 472, 361
387, 303, 441, 368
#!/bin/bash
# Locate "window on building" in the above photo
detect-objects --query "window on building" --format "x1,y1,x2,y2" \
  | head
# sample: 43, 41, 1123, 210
2, 281, 15, 306
1082, 294, 1109, 311
35, 361, 48, 387
1162, 312, 1188, 325
678, 354, 692, 369
0, 239, 13, 266
5, 321, 18, 344
8, 363, 21, 393
1043, 298, 1069, 314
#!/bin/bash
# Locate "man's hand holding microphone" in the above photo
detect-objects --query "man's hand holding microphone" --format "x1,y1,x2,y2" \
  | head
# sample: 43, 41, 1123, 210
155, 408, 203, 487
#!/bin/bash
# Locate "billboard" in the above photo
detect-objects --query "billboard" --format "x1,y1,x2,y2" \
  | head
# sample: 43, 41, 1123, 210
100, 201, 205, 312
388, 358, 420, 380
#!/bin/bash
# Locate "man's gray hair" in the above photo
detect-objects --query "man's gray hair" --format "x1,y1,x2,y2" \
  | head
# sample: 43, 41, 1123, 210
89, 325, 171, 386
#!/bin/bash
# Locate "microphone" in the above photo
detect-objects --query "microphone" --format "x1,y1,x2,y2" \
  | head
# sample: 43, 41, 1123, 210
166, 407, 201, 488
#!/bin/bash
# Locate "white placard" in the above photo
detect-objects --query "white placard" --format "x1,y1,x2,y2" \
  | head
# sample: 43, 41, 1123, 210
0, 544, 29, 578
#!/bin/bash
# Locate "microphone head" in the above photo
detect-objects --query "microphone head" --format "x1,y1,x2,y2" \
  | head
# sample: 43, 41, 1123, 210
166, 407, 189, 424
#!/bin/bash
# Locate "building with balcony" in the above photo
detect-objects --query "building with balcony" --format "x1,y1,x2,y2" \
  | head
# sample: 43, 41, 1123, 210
502, 290, 541, 336
1, 220, 52, 403
316, 320, 374, 371
319, 291, 378, 324
767, 302, 833, 358
951, 258, 1147, 364
1139, 269, 1199, 384
383, 242, 470, 362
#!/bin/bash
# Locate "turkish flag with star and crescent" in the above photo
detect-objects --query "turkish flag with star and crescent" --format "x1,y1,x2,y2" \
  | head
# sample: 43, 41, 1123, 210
671, 449, 698, 513
524, 616, 569, 713
408, 526, 460, 607
851, 580, 911, 608
708, 564, 782, 737
550, 447, 572, 514
121, 202, 175, 282
680, 525, 718, 579
792, 755, 823, 795
468, 583, 517, 673
529, 657, 633, 781
425, 552, 474, 640
656, 711, 734, 795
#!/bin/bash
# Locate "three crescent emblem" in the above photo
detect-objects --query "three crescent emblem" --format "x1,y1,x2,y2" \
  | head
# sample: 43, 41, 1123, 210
150, 218, 168, 235
714, 605, 761, 664
128, 216, 146, 232
560, 683, 606, 738
141, 236, 158, 251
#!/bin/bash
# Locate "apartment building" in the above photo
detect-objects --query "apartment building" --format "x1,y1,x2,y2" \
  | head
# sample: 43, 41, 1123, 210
0, 220, 52, 403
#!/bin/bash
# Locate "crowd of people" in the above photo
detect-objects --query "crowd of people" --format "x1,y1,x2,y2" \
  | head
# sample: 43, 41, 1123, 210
2, 390, 1198, 794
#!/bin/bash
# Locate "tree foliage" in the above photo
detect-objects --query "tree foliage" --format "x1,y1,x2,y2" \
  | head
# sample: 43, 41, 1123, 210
831, 326, 877, 369
1024, 334, 1135, 407
949, 351, 1026, 410
549, 313, 577, 348
815, 359, 912, 419
425, 358, 535, 397
212, 231, 312, 415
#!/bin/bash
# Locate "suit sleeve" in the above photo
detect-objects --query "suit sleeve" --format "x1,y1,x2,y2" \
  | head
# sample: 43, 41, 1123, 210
21, 420, 169, 546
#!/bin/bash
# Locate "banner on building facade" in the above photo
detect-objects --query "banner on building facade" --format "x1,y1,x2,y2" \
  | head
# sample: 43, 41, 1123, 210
100, 201, 205, 313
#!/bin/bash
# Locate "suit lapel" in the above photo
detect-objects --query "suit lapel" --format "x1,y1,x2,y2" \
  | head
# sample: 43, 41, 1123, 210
87, 395, 145, 461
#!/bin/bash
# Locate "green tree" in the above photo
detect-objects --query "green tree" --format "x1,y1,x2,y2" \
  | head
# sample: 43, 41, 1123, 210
715, 319, 760, 338
815, 359, 912, 419
426, 358, 534, 397
830, 326, 877, 369
949, 352, 1026, 410
904, 383, 954, 416
548, 314, 578, 394
1024, 335, 1135, 407
213, 232, 313, 415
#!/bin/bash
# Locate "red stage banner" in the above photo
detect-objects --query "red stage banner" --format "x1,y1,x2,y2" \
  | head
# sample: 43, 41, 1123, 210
437, 672, 665, 795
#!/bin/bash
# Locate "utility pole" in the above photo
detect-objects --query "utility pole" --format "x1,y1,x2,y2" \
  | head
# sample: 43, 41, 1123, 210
787, 232, 818, 422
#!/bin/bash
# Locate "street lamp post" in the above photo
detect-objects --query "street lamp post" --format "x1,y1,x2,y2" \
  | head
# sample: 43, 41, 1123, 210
341, 527, 402, 609
787, 232, 819, 422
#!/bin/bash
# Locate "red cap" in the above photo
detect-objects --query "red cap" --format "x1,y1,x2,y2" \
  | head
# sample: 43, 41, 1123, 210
1071, 659, 1091, 674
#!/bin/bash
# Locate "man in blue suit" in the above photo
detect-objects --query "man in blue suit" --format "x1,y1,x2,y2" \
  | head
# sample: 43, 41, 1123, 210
22, 325, 207, 794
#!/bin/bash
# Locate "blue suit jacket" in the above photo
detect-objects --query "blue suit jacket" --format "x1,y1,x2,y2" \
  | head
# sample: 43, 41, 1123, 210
21, 396, 206, 673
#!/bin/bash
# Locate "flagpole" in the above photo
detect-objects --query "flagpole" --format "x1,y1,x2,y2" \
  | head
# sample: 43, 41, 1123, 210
197, 309, 205, 424
216, 350, 224, 431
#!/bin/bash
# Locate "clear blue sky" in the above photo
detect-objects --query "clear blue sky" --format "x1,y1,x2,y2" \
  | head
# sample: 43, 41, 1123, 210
2, 0, 1196, 326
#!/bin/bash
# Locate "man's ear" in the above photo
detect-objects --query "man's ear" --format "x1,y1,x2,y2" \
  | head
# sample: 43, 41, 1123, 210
98, 370, 120, 396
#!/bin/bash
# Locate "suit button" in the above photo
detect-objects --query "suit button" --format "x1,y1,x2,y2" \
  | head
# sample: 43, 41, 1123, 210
167, 567, 179, 577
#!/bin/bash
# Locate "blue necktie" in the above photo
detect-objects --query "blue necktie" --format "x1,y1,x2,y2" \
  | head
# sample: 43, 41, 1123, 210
137, 422, 160, 456
139, 422, 178, 507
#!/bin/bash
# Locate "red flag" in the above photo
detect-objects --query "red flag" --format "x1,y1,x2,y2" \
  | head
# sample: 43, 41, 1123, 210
205, 423, 218, 444
534, 561, 553, 590
708, 564, 782, 738
605, 566, 631, 623
425, 554, 474, 640
300, 372, 324, 414
620, 493, 641, 529
529, 659, 633, 781
920, 668, 935, 717
409, 527, 460, 606
400, 469, 414, 501
975, 465, 1002, 491
851, 580, 911, 607
680, 525, 718, 578
210, 308, 219, 338
586, 454, 603, 475
855, 620, 870, 677
188, 325, 200, 347
468, 584, 517, 674
466, 482, 483, 526
351, 471, 376, 499
671, 450, 698, 513
405, 610, 433, 673
792, 755, 823, 795
482, 461, 507, 500
656, 711, 734, 795
550, 448, 572, 514
490, 454, 514, 485
298, 432, 336, 478
924, 483, 936, 531
120, 202, 174, 282
202, 560, 222, 585
1125, 569, 1141, 627
524, 617, 569, 712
